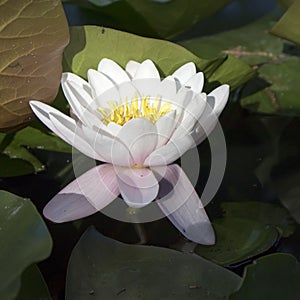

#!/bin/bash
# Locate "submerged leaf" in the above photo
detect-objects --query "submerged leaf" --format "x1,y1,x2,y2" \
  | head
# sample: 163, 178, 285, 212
0, 0, 69, 132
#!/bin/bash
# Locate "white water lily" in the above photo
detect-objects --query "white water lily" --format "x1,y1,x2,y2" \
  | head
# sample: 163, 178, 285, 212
30, 58, 229, 245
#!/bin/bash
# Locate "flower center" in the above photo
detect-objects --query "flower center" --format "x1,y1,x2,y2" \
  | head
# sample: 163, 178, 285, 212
97, 95, 172, 126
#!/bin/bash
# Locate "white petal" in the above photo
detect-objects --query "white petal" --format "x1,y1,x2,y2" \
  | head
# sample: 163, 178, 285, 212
144, 133, 195, 166
106, 122, 122, 136
133, 59, 160, 80
62, 72, 92, 97
43, 164, 120, 222
61, 80, 100, 126
132, 60, 160, 96
172, 62, 196, 85
192, 84, 230, 145
30, 101, 67, 141
115, 118, 158, 165
157, 76, 178, 102
171, 92, 207, 140
155, 164, 215, 245
185, 72, 204, 93
62, 74, 94, 109
207, 84, 230, 116
98, 58, 130, 84
116, 167, 159, 208
82, 125, 133, 167
155, 110, 177, 149
87, 69, 115, 99
125, 60, 140, 78
48, 112, 104, 161
172, 87, 193, 111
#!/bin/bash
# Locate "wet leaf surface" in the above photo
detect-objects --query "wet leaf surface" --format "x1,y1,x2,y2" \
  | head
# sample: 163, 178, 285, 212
0, 0, 69, 132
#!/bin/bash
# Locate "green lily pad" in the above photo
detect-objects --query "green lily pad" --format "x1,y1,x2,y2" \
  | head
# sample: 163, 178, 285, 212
181, 15, 300, 116
0, 0, 69, 132
195, 217, 278, 266
16, 265, 51, 300
63, 26, 255, 91
68, 0, 233, 39
229, 253, 300, 300
221, 201, 295, 238
0, 190, 52, 300
66, 227, 241, 300
241, 57, 300, 115
271, 0, 300, 45
181, 16, 282, 66
0, 123, 71, 176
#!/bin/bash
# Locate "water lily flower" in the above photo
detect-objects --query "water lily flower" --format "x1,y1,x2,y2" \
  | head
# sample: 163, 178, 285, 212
30, 58, 229, 245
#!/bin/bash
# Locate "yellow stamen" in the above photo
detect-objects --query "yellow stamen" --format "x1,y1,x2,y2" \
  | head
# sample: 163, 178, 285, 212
97, 95, 172, 126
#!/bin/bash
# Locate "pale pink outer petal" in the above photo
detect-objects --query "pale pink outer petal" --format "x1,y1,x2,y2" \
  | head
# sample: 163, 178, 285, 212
43, 164, 120, 222
154, 164, 215, 245
115, 167, 159, 208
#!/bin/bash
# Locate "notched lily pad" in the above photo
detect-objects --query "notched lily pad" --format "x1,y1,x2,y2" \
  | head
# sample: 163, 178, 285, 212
66, 227, 241, 300
221, 201, 295, 238
0, 0, 69, 132
195, 217, 278, 266
195, 201, 294, 266
229, 253, 300, 300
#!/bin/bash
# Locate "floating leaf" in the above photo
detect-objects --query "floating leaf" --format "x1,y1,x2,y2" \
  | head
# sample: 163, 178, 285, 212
16, 265, 51, 300
229, 253, 300, 300
0, 190, 52, 300
195, 217, 278, 266
181, 16, 282, 66
271, 0, 300, 44
221, 201, 295, 238
66, 227, 241, 300
181, 15, 300, 115
0, 123, 71, 176
241, 57, 300, 115
68, 0, 233, 39
63, 26, 255, 90
0, 0, 69, 132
